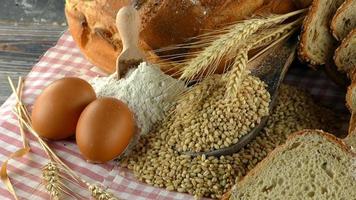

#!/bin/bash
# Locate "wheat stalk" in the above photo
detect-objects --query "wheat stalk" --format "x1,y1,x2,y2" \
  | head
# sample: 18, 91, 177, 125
177, 9, 306, 82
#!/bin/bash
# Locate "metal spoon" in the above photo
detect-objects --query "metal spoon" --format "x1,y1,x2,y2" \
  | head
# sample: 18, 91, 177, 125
185, 37, 297, 157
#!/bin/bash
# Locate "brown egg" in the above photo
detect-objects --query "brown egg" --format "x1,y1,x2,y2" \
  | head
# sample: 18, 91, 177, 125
31, 77, 96, 140
76, 97, 135, 163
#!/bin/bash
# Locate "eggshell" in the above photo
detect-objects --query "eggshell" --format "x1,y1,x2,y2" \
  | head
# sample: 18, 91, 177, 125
31, 77, 96, 140
76, 97, 135, 163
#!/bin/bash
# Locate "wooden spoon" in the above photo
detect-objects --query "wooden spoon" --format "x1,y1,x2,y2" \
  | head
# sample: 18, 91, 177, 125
115, 5, 145, 79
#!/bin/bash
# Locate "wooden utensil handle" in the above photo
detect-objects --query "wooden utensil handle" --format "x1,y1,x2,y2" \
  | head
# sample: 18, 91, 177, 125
116, 6, 140, 50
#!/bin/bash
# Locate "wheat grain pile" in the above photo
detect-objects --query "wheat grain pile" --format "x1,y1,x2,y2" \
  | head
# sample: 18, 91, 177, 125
121, 84, 339, 199
170, 75, 270, 152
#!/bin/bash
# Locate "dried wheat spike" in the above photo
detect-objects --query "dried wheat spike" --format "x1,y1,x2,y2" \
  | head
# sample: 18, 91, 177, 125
178, 10, 306, 82
88, 184, 119, 200
225, 50, 249, 98
42, 162, 62, 200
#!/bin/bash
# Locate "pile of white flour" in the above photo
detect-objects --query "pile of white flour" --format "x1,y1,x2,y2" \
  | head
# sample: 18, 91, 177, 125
90, 62, 186, 136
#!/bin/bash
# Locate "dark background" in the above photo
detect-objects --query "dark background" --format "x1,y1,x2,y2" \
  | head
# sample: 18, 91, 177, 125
0, 0, 66, 103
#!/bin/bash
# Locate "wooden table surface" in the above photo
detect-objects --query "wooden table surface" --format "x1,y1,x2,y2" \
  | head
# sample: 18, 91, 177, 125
0, 0, 66, 104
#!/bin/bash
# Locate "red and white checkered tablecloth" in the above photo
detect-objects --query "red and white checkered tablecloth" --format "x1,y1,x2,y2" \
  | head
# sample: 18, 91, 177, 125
0, 31, 348, 200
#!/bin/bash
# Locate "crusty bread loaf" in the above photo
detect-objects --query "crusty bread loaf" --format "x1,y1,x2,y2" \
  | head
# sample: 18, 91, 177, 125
65, 0, 305, 74
331, 0, 356, 41
334, 29, 356, 73
298, 0, 345, 65
200, 0, 265, 33
254, 0, 297, 15
228, 129, 356, 200
139, 0, 265, 50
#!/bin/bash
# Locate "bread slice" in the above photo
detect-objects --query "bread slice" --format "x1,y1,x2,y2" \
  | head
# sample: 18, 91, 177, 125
334, 29, 356, 73
298, 0, 345, 65
331, 0, 356, 41
229, 130, 356, 200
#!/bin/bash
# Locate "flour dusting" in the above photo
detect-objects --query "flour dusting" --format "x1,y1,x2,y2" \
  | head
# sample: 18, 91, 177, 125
90, 62, 186, 136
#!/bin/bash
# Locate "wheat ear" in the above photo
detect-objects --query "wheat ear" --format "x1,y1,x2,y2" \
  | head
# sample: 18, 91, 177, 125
88, 183, 118, 200
42, 162, 65, 200
225, 19, 301, 97
224, 50, 249, 98
178, 9, 306, 82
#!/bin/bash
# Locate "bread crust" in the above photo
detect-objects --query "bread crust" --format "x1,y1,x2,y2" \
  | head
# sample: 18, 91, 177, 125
298, 0, 320, 65
348, 113, 356, 135
334, 28, 356, 73
201, 0, 264, 31
65, 7, 119, 73
331, 0, 354, 41
254, 0, 297, 15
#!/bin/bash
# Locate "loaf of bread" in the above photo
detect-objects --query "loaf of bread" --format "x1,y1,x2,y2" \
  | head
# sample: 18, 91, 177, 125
298, 0, 345, 65
254, 0, 297, 15
334, 29, 356, 74
65, 0, 308, 74
226, 129, 356, 200
140, 0, 266, 51
65, 0, 136, 73
331, 0, 356, 41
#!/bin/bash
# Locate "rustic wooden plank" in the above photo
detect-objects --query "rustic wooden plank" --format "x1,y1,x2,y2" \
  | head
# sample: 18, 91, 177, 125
1, 0, 65, 25
0, 23, 65, 104
0, 72, 27, 103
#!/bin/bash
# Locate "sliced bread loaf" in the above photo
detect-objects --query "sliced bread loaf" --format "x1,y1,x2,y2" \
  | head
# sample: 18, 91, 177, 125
331, 0, 356, 41
229, 129, 356, 200
298, 0, 345, 65
334, 29, 356, 73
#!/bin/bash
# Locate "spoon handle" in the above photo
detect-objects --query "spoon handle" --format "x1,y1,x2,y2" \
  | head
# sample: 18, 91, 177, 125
115, 6, 145, 78
116, 6, 140, 50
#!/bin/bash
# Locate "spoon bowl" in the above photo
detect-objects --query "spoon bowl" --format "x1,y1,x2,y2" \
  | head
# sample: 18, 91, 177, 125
185, 37, 297, 157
